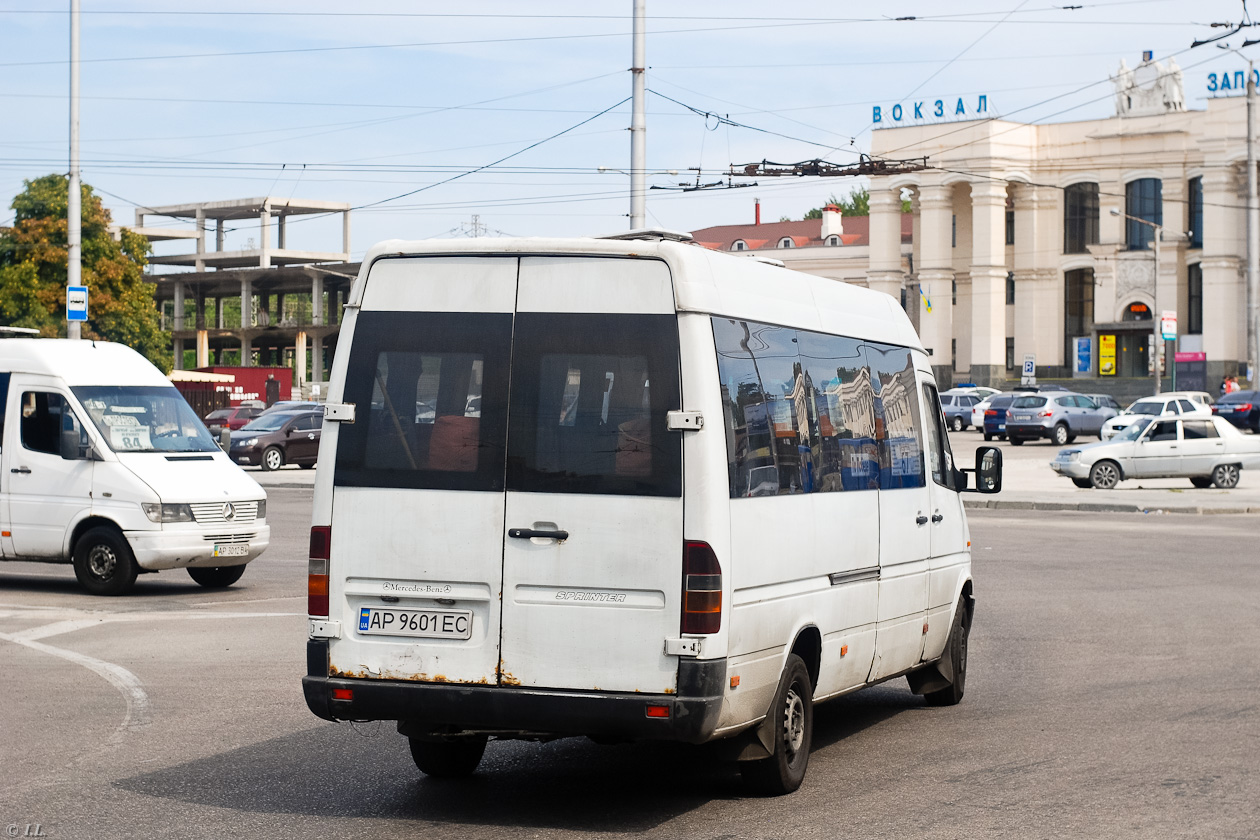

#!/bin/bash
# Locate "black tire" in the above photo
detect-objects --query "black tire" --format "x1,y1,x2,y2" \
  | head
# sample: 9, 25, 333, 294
983, 433, 993, 442
1190, 476, 1214, 489
73, 526, 138, 596
741, 654, 813, 796
924, 598, 970, 707
950, 415, 965, 432
1072, 478, 1093, 489
261, 446, 284, 471
1090, 460, 1121, 490
1052, 423, 1070, 446
1212, 463, 1241, 489
408, 737, 488, 778
1066, 433, 1078, 444
299, 462, 315, 470
1009, 436, 1025, 446
188, 564, 246, 588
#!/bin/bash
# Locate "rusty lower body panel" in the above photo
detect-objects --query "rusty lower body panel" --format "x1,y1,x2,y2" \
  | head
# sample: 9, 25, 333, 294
303, 640, 725, 744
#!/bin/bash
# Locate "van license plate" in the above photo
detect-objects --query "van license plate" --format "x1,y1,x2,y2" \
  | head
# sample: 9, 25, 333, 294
358, 608, 472, 639
212, 544, 249, 557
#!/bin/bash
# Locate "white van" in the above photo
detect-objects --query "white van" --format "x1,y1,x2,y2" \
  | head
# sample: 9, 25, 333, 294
302, 234, 1001, 794
0, 339, 269, 595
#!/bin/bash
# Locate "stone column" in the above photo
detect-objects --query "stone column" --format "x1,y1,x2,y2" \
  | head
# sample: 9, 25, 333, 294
240, 277, 253, 365
259, 201, 272, 268
311, 272, 325, 384
917, 182, 955, 385
294, 330, 308, 390
215, 296, 224, 329
1200, 164, 1244, 381
194, 209, 206, 273
277, 213, 287, 250
216, 219, 225, 252
867, 183, 904, 300
342, 210, 352, 258
172, 282, 185, 370
969, 179, 1009, 386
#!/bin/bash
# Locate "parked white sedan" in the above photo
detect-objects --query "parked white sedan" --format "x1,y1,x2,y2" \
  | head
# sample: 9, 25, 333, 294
1050, 415, 1260, 489
1100, 393, 1213, 440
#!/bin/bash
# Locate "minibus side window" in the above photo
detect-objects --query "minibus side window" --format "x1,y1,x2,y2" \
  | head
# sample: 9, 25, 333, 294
863, 343, 926, 490
712, 318, 810, 497
796, 329, 879, 493
0, 372, 9, 447
19, 392, 82, 456
921, 382, 956, 490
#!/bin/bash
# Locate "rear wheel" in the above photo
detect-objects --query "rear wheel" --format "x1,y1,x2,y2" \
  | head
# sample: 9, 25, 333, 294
1009, 436, 1025, 446
73, 526, 138, 596
950, 416, 965, 432
924, 597, 970, 707
1089, 460, 1121, 490
983, 433, 993, 442
261, 446, 284, 471
1212, 463, 1241, 489
1052, 423, 1070, 446
299, 462, 315, 470
408, 737, 488, 778
741, 654, 813, 796
1072, 478, 1093, 489
187, 564, 246, 588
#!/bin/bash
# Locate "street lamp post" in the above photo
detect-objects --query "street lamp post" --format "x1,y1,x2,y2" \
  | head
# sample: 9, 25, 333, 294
1111, 208, 1170, 394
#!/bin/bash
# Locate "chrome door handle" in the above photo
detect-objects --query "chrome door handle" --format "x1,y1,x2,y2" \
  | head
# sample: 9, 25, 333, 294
915, 515, 929, 526
10, 467, 31, 474
931, 512, 944, 523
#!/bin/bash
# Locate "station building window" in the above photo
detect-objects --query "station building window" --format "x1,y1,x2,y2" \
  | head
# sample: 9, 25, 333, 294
1125, 178, 1162, 251
1064, 268, 1095, 366
1188, 177, 1203, 249
1187, 263, 1203, 334
1064, 182, 1099, 254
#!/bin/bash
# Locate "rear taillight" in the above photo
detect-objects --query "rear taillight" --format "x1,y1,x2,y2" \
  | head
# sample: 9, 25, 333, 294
985, 409, 997, 417
309, 525, 331, 617
1239, 403, 1254, 413
1038, 410, 1053, 417
682, 541, 722, 635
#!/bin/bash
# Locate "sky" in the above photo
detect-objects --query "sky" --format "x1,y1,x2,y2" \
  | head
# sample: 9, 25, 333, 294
1, 0, 1257, 268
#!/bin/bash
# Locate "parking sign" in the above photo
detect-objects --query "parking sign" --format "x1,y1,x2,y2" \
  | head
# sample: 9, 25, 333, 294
67, 285, 88, 322
1021, 353, 1036, 385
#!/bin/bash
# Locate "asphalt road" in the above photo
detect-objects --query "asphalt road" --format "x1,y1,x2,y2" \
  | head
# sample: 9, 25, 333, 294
2, 489, 1257, 839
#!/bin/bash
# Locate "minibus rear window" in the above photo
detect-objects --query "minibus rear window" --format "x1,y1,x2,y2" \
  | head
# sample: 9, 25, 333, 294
334, 311, 512, 491
506, 313, 682, 497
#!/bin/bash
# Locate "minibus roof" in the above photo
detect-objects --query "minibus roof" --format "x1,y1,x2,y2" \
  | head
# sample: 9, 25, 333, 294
0, 339, 171, 387
358, 237, 925, 352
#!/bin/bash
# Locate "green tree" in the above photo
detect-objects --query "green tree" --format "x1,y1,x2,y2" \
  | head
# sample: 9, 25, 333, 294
0, 174, 169, 370
803, 187, 911, 220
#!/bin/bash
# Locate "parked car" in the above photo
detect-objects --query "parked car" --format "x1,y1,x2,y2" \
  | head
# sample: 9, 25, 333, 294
1012, 383, 1070, 393
228, 410, 322, 470
1006, 392, 1118, 446
1212, 389, 1260, 433
982, 394, 1018, 441
940, 391, 984, 431
1086, 393, 1121, 412
204, 405, 262, 434
1100, 394, 1213, 440
949, 384, 1000, 398
257, 400, 322, 417
971, 392, 1015, 430
1050, 415, 1260, 489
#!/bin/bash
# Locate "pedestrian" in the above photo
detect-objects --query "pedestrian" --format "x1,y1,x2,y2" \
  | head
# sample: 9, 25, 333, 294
1226, 375, 1240, 395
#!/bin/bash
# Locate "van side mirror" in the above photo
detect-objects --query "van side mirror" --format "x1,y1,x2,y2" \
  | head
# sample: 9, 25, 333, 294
959, 446, 1002, 494
60, 429, 89, 461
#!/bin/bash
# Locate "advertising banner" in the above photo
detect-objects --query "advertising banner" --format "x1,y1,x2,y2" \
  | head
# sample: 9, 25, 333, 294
1099, 334, 1116, 376
1074, 337, 1092, 376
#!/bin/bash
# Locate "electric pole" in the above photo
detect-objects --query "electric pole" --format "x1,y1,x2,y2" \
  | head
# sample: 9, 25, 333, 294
629, 0, 646, 229
1248, 62, 1259, 385
67, 0, 81, 339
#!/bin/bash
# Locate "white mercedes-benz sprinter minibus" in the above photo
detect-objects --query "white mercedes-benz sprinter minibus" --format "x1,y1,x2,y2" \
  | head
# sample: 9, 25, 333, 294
303, 233, 1001, 795
0, 339, 269, 595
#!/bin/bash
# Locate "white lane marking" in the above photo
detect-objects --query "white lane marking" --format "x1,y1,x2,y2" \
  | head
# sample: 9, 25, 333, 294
10, 611, 302, 642
0, 629, 152, 733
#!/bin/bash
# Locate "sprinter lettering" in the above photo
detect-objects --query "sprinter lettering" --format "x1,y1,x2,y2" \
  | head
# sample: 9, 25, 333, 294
554, 591, 627, 603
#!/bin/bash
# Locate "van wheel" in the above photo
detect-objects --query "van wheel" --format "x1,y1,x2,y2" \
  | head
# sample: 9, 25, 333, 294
924, 598, 970, 707
1052, 423, 1070, 446
1190, 476, 1214, 489
188, 564, 246, 588
261, 446, 284, 471
1071, 478, 1093, 489
1090, 460, 1121, 490
408, 736, 488, 778
950, 416, 964, 432
741, 654, 813, 796
73, 526, 138, 596
1212, 463, 1241, 489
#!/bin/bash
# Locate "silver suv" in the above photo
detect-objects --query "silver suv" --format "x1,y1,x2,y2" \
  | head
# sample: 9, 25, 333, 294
1004, 393, 1118, 446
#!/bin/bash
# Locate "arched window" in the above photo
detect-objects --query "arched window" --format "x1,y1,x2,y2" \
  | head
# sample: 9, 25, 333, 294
778, 237, 794, 249
825, 235, 840, 246
1122, 301, 1153, 321
732, 240, 747, 251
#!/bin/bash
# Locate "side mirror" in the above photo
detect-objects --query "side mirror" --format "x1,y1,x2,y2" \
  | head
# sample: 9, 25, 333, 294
60, 429, 80, 460
285, 427, 293, 437
960, 446, 1002, 494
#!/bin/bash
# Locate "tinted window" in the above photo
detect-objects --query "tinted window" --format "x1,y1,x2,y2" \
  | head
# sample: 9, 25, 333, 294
962, 395, 980, 407
1075, 396, 1097, 409
21, 392, 71, 455
1147, 420, 1178, 442
1177, 400, 1195, 413
293, 414, 321, 431
922, 383, 955, 490
865, 342, 925, 490
1012, 396, 1047, 409
1055, 396, 1074, 407
796, 329, 878, 493
507, 313, 681, 497
336, 311, 511, 491
991, 396, 1014, 409
939, 395, 954, 406
1182, 420, 1218, 439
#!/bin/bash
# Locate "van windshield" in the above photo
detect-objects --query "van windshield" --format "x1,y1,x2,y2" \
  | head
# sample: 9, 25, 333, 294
72, 386, 219, 453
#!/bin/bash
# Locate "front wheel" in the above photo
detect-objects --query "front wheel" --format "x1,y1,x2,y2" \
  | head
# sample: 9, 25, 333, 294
408, 737, 488, 778
261, 446, 284, 471
924, 597, 970, 707
73, 526, 138, 596
1090, 460, 1121, 490
1052, 423, 1070, 446
188, 564, 246, 588
950, 416, 965, 432
741, 654, 813, 796
1212, 463, 1241, 489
